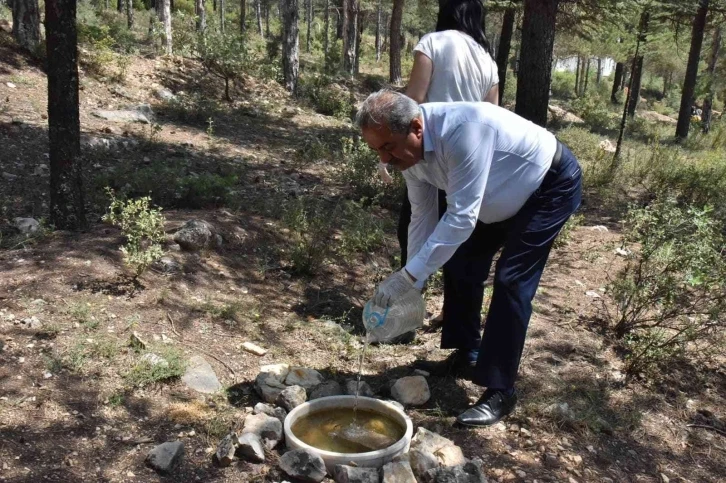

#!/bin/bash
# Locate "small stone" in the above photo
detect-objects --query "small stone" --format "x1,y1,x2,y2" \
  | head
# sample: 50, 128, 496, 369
182, 355, 222, 394
156, 257, 182, 274
309, 380, 343, 400
410, 428, 465, 467
146, 441, 184, 474
279, 449, 326, 483
545, 401, 576, 420
568, 478, 579, 483
129, 331, 147, 350
141, 353, 169, 367
391, 376, 430, 406
214, 433, 237, 467
252, 402, 288, 424
13, 218, 40, 235
91, 109, 150, 124
408, 449, 439, 479
508, 423, 520, 432
345, 380, 373, 397
413, 369, 430, 377
614, 247, 630, 257
572, 455, 583, 465
285, 367, 325, 389
241, 342, 267, 356
155, 88, 176, 101
586, 445, 596, 453
660, 473, 670, 483
236, 433, 265, 463
382, 460, 417, 483
277, 385, 307, 412
19, 316, 42, 331
520, 427, 532, 437
243, 412, 282, 448
333, 464, 380, 483
585, 290, 601, 299
173, 220, 218, 252
543, 453, 559, 468
255, 363, 290, 403
427, 458, 486, 483
43, 372, 52, 379
515, 469, 527, 478
6, 82, 16, 88
590, 225, 609, 232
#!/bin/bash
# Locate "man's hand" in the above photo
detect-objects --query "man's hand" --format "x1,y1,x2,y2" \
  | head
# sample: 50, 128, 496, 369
374, 269, 416, 307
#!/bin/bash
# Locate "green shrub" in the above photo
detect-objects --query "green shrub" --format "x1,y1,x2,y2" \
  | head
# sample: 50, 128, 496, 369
551, 71, 576, 99
282, 197, 335, 275
338, 200, 386, 255
336, 136, 404, 207
124, 347, 186, 388
606, 197, 726, 376
198, 29, 250, 100
178, 173, 237, 208
571, 96, 614, 133
299, 74, 353, 119
103, 189, 166, 278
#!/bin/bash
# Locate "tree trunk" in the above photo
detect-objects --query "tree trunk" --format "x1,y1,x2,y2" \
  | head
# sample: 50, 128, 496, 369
118, 0, 124, 13
583, 57, 591, 94
596, 57, 602, 85
220, 0, 225, 32
702, 26, 721, 133
126, 0, 134, 28
336, 0, 343, 39
323, 0, 330, 55
375, 0, 382, 62
627, 12, 650, 118
621, 64, 628, 90
240, 0, 246, 32
676, 0, 709, 140
354, 6, 362, 74
611, 61, 624, 103
46, 0, 86, 231
389, 0, 404, 84
306, 0, 312, 52
495, 7, 515, 104
265, 0, 270, 37
255, 0, 262, 35
342, 0, 357, 75
574, 56, 581, 95
515, 0, 558, 127
159, 0, 172, 54
196, 0, 207, 31
11, 0, 41, 52
280, 0, 299, 93
615, 14, 646, 163
381, 12, 388, 52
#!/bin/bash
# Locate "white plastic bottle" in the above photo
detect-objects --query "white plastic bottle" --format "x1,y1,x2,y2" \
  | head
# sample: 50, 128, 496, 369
362, 290, 425, 343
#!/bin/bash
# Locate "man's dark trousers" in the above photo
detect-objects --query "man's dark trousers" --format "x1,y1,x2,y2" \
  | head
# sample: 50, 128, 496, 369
440, 144, 582, 390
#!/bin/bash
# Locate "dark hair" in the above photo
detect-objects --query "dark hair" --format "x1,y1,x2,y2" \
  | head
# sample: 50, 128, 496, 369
436, 0, 492, 55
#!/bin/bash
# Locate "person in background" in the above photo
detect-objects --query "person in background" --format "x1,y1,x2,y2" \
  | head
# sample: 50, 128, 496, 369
359, 90, 582, 426
379, 0, 499, 365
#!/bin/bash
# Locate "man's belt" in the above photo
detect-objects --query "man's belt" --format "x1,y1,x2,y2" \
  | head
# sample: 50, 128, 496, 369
551, 140, 563, 169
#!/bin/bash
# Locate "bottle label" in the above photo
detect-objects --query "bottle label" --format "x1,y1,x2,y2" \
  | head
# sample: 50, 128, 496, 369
363, 302, 389, 330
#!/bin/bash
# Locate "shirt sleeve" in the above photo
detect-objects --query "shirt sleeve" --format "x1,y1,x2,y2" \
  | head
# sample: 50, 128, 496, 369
413, 34, 435, 62
405, 173, 439, 284
405, 122, 497, 282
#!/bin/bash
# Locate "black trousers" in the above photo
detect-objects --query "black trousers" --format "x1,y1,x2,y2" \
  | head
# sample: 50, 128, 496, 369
397, 187, 486, 349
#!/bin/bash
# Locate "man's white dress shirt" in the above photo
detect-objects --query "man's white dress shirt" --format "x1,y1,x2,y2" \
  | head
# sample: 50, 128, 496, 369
402, 102, 558, 284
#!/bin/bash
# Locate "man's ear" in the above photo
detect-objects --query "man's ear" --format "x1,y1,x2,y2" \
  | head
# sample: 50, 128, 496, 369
410, 116, 424, 138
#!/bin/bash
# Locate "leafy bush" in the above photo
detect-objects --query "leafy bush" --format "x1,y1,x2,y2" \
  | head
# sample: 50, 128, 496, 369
606, 197, 726, 375
299, 74, 353, 119
338, 201, 386, 255
177, 173, 237, 208
198, 29, 249, 100
571, 96, 614, 133
551, 71, 576, 99
103, 189, 166, 278
282, 197, 335, 275
124, 347, 186, 388
336, 136, 404, 207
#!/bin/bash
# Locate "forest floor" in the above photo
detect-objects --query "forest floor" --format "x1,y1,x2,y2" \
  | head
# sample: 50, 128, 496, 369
0, 29, 725, 483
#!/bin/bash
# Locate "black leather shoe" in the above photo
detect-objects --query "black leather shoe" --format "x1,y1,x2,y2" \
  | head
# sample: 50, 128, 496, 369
413, 350, 477, 377
456, 389, 518, 427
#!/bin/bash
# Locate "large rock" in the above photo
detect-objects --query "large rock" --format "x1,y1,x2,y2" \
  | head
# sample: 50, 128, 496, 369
548, 105, 584, 124
345, 379, 373, 397
426, 459, 487, 483
236, 432, 265, 463
279, 449, 327, 483
253, 402, 288, 424
309, 380, 343, 400
255, 363, 290, 403
285, 367, 325, 389
408, 449, 440, 480
91, 109, 150, 124
146, 441, 184, 474
382, 460, 417, 483
411, 428, 466, 467
391, 376, 430, 406
215, 432, 237, 467
182, 355, 222, 394
333, 464, 380, 483
173, 220, 220, 252
13, 217, 40, 235
243, 412, 283, 449
155, 88, 176, 101
277, 385, 307, 412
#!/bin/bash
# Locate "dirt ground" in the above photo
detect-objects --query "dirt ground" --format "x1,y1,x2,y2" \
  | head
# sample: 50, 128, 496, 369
0, 30, 724, 483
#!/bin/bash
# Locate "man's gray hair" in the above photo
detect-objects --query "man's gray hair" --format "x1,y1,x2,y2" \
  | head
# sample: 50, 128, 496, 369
355, 89, 420, 134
